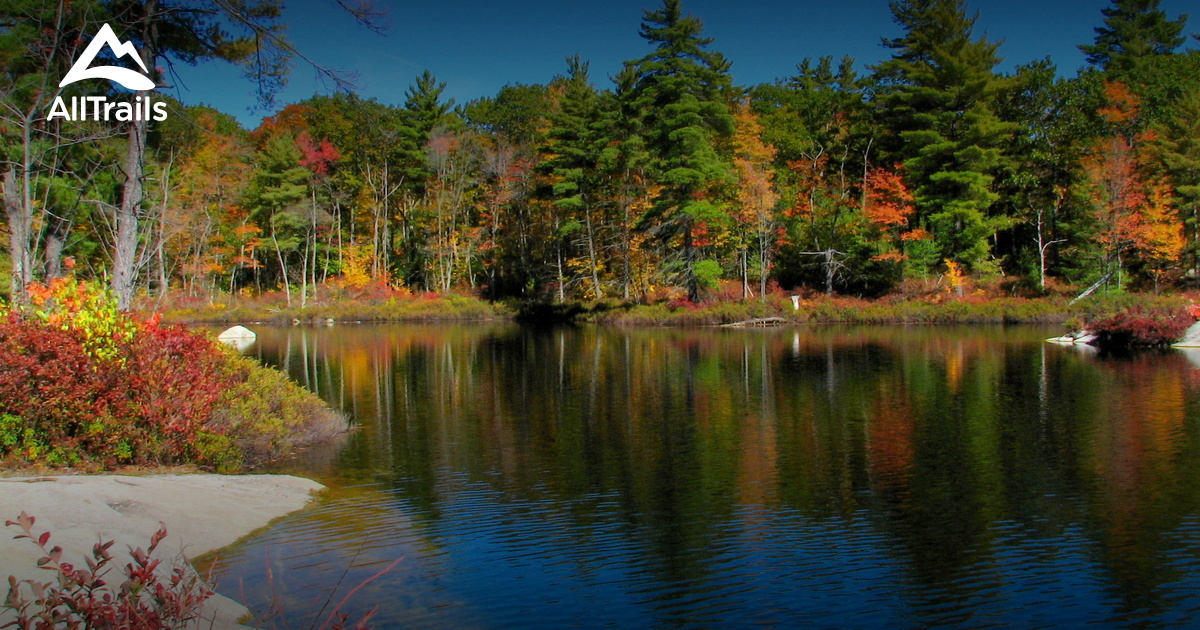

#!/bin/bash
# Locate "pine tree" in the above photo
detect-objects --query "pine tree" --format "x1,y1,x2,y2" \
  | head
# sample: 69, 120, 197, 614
405, 70, 456, 142
543, 56, 606, 299
248, 133, 310, 304
1080, 0, 1188, 76
622, 0, 735, 301
873, 0, 1015, 273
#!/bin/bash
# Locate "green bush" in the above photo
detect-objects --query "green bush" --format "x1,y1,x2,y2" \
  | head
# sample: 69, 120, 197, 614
208, 353, 347, 471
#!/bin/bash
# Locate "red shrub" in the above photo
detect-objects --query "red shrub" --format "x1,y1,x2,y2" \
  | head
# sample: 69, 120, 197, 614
122, 321, 236, 459
1090, 309, 1191, 348
0, 314, 235, 467
3, 511, 212, 629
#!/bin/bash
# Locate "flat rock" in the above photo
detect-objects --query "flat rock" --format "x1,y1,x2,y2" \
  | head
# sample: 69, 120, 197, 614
1047, 330, 1097, 345
1173, 321, 1200, 347
0, 474, 323, 629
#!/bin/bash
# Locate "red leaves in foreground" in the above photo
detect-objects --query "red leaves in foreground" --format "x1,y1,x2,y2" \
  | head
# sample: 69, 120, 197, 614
2, 511, 212, 630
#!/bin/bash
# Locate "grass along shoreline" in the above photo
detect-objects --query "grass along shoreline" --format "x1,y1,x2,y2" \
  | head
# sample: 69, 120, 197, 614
152, 290, 1194, 329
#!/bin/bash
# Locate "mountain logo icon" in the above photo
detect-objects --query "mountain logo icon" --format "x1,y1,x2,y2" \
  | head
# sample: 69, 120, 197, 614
59, 23, 155, 91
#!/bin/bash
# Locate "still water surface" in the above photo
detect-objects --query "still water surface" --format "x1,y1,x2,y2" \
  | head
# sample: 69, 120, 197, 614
208, 324, 1200, 628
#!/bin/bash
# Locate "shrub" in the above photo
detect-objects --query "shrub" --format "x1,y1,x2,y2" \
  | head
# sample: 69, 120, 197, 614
1089, 308, 1192, 348
208, 353, 347, 470
0, 314, 236, 468
2, 512, 212, 629
0, 280, 346, 470
25, 278, 135, 363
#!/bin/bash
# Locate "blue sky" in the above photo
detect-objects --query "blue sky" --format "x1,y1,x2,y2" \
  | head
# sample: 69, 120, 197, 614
165, 0, 1198, 128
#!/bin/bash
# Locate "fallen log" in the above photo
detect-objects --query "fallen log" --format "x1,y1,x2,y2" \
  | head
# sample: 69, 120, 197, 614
722, 316, 789, 328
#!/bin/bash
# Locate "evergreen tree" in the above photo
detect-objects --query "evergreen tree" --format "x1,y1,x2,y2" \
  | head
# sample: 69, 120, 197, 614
1080, 0, 1188, 76
543, 56, 607, 299
603, 66, 657, 301
622, 0, 735, 301
248, 133, 309, 303
873, 0, 1015, 273
405, 70, 456, 141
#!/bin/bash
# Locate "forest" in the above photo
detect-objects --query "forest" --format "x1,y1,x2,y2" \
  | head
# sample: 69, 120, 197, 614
2, 0, 1199, 312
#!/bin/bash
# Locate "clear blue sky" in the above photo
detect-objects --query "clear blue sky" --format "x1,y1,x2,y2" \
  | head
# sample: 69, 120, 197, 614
166, 0, 1198, 128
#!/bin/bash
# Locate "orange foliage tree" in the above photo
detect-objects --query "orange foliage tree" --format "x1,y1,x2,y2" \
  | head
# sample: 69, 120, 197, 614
731, 100, 780, 300
862, 166, 917, 263
1081, 81, 1182, 290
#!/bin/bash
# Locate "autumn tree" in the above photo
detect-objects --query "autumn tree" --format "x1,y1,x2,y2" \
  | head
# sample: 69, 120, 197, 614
862, 166, 918, 265
165, 107, 252, 298
1079, 81, 1182, 292
730, 100, 779, 300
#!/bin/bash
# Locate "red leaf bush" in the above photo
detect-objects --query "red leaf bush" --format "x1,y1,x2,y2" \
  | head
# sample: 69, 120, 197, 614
1089, 308, 1192, 348
0, 314, 235, 468
0, 280, 346, 470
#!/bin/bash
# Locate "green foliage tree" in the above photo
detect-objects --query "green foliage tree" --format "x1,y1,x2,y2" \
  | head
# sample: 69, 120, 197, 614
248, 133, 309, 304
622, 0, 735, 301
873, 0, 1016, 275
542, 56, 607, 299
406, 69, 457, 140
1, 0, 117, 304
1079, 0, 1188, 76
993, 60, 1103, 288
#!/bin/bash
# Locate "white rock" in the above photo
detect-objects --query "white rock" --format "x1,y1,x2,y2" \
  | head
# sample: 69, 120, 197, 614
217, 325, 256, 351
1047, 330, 1096, 345
1172, 321, 1200, 347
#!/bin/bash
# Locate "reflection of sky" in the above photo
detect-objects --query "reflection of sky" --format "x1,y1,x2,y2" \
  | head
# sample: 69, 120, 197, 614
213, 475, 1200, 628
163, 0, 1199, 128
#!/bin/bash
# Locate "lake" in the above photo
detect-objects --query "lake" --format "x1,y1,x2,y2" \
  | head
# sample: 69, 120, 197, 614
206, 323, 1200, 628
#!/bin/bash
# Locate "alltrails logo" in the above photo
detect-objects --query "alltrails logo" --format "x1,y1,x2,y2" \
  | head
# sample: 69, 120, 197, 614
49, 23, 167, 122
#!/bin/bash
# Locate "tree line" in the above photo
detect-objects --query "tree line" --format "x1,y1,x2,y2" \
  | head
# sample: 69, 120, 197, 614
3, 0, 1199, 308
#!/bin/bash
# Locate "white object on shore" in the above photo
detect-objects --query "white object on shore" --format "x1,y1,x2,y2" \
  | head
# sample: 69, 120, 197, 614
217, 325, 256, 351
1047, 330, 1097, 345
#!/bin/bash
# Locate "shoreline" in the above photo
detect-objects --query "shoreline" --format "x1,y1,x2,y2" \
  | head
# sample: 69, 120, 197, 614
0, 473, 324, 629
153, 292, 1195, 329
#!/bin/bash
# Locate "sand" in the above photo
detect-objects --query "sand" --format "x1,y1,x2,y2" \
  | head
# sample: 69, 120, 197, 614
0, 473, 324, 629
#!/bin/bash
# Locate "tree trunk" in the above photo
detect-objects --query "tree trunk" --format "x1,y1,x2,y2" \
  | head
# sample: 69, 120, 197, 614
759, 232, 769, 303
1070, 268, 1115, 305
684, 222, 698, 303
271, 222, 292, 306
585, 208, 601, 299
2, 168, 33, 303
825, 249, 834, 295
113, 104, 148, 310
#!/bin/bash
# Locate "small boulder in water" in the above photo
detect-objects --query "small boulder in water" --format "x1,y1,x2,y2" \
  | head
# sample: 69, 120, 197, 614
217, 325, 256, 350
